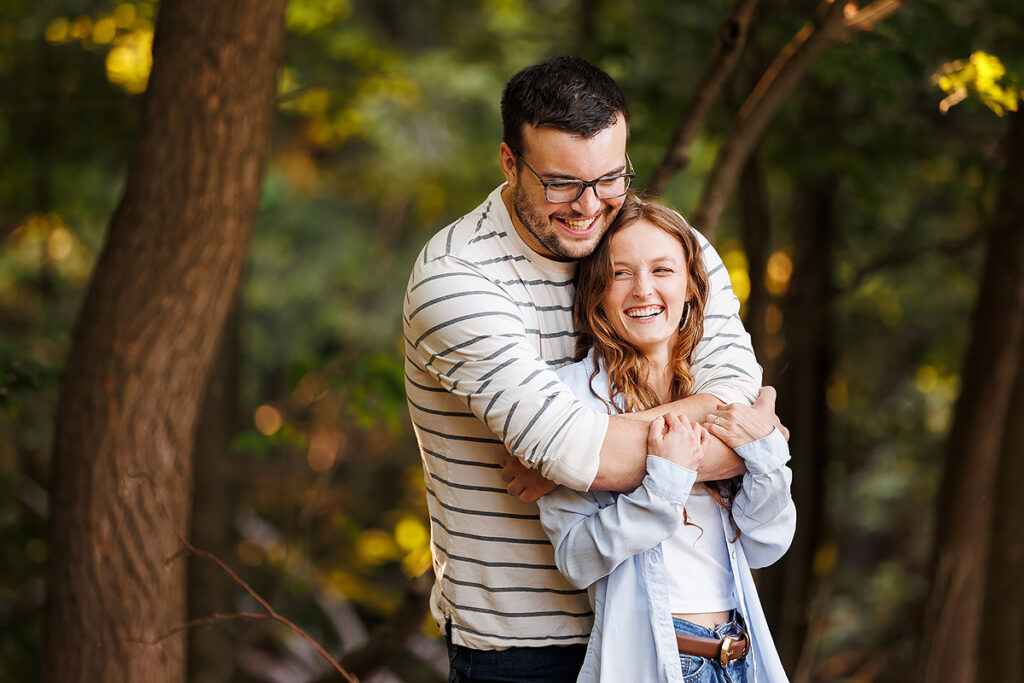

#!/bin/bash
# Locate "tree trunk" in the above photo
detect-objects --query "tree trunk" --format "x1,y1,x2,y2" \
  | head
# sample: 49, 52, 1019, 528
738, 149, 770, 356
977, 332, 1024, 682
758, 177, 836, 675
188, 304, 241, 683
43, 1, 287, 681
920, 109, 1024, 683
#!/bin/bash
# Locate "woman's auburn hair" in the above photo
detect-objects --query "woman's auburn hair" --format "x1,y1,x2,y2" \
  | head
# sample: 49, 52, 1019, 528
573, 193, 710, 413
574, 193, 739, 527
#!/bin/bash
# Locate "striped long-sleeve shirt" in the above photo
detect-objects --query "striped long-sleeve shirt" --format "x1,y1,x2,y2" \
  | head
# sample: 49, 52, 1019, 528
403, 185, 761, 650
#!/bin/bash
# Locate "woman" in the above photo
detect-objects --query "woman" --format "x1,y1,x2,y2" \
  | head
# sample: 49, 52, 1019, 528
538, 194, 795, 683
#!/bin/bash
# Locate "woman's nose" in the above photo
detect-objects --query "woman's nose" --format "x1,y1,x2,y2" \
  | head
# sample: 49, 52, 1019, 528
633, 274, 653, 297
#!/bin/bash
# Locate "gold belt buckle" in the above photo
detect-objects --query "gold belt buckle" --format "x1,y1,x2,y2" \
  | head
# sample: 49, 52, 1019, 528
719, 635, 736, 667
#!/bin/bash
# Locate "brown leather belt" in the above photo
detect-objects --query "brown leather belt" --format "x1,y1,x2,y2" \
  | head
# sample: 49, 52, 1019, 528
676, 631, 749, 667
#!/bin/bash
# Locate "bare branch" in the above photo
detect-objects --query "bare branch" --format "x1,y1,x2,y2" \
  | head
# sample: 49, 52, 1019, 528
692, 0, 905, 239
127, 612, 271, 646
128, 473, 358, 683
645, 0, 762, 196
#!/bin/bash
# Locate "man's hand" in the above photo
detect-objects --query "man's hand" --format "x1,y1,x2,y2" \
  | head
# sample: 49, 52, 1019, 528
752, 386, 789, 440
500, 450, 557, 502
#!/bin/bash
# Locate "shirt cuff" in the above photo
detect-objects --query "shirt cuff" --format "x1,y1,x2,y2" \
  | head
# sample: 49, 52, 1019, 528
642, 454, 698, 504
734, 427, 790, 474
544, 410, 609, 491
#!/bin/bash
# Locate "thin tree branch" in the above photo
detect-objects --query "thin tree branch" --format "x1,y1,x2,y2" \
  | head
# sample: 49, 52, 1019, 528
645, 0, 762, 196
128, 472, 358, 683
127, 612, 271, 646
692, 0, 905, 238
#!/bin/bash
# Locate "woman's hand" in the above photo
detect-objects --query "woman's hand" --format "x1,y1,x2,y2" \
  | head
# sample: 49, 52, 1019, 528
647, 413, 707, 470
703, 387, 786, 448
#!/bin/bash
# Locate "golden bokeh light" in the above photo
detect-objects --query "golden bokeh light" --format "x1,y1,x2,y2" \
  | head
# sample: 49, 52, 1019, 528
253, 404, 283, 435
92, 17, 117, 45
355, 529, 398, 566
307, 428, 342, 472
394, 515, 428, 552
721, 248, 750, 304
765, 251, 793, 296
113, 3, 137, 28
47, 227, 74, 261
105, 29, 153, 94
45, 18, 70, 43
69, 16, 94, 40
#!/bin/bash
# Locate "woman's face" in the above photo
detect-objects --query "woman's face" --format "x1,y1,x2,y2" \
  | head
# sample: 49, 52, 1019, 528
601, 219, 690, 360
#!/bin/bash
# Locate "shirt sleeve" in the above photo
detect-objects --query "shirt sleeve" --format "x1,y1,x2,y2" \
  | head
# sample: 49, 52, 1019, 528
731, 428, 796, 568
537, 455, 697, 589
404, 255, 607, 490
690, 234, 762, 405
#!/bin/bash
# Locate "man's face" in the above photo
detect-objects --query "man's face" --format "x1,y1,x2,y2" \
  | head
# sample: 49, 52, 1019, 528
500, 115, 629, 261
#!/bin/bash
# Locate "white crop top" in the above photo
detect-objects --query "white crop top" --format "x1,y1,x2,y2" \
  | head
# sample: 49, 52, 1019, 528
662, 486, 737, 613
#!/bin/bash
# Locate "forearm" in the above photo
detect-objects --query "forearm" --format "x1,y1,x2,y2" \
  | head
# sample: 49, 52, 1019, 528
590, 416, 649, 491
620, 393, 720, 422
696, 436, 745, 482
593, 394, 745, 490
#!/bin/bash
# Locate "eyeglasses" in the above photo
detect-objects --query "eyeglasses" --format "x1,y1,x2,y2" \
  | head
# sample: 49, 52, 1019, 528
509, 146, 635, 204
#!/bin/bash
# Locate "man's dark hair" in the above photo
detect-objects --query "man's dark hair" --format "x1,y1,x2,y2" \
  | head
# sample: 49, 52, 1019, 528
500, 56, 630, 154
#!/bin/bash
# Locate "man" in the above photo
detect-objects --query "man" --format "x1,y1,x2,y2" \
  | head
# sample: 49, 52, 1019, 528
403, 57, 762, 681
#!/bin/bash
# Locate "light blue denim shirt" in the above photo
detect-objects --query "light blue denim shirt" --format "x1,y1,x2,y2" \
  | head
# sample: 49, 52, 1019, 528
538, 354, 795, 683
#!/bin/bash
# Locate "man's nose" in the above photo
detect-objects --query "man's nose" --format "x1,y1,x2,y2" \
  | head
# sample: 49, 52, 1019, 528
570, 184, 602, 215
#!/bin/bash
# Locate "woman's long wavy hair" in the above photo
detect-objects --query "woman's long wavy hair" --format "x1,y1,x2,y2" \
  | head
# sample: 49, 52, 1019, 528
574, 193, 738, 527
574, 193, 709, 412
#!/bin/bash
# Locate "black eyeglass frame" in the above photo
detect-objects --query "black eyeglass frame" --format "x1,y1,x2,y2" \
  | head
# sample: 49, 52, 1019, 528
508, 145, 636, 204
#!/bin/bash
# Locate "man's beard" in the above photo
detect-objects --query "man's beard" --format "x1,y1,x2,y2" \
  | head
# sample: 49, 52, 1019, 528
512, 182, 612, 261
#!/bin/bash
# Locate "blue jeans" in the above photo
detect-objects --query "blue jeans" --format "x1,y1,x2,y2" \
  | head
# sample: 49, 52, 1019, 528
674, 615, 749, 683
445, 627, 586, 682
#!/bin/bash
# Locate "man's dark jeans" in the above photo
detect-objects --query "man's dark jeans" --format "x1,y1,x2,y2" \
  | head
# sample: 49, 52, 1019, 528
445, 628, 587, 683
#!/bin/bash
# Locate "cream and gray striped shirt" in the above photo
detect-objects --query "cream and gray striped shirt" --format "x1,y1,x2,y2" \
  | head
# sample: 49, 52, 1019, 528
403, 185, 761, 650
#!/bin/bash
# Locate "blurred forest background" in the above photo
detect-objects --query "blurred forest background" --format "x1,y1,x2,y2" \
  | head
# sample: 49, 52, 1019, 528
1, 0, 1023, 681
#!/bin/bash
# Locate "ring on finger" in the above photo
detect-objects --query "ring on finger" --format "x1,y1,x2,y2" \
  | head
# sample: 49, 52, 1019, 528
714, 416, 721, 425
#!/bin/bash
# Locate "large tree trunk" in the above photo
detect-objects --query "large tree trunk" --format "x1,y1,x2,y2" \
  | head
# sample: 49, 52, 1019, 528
188, 304, 241, 683
920, 109, 1024, 683
738, 149, 770, 356
758, 176, 836, 676
43, 2, 287, 681
977, 332, 1024, 682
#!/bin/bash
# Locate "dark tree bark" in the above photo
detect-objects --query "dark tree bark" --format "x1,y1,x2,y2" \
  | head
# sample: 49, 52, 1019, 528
738, 149, 771, 356
920, 109, 1024, 683
43, 1, 287, 681
188, 304, 241, 683
977, 332, 1024, 683
757, 177, 836, 674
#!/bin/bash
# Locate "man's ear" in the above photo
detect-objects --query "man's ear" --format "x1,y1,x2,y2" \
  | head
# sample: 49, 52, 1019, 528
499, 142, 518, 186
